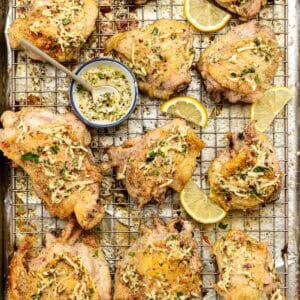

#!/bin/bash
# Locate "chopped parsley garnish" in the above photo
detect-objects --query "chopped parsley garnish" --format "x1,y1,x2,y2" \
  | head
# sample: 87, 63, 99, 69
176, 291, 183, 298
89, 288, 94, 294
93, 250, 99, 258
154, 169, 159, 176
146, 150, 156, 164
62, 18, 71, 26
31, 294, 42, 300
171, 33, 177, 40
21, 152, 39, 164
152, 27, 159, 35
128, 251, 136, 257
254, 74, 260, 83
241, 67, 255, 76
50, 144, 60, 154
218, 222, 228, 230
253, 166, 269, 173
230, 72, 237, 78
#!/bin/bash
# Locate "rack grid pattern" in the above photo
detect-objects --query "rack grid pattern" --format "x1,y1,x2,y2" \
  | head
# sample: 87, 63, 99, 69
7, 0, 289, 298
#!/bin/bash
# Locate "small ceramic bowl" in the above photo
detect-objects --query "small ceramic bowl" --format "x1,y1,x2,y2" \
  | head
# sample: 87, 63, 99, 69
69, 57, 138, 128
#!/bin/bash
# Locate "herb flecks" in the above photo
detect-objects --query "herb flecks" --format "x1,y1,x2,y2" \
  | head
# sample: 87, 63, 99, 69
146, 150, 156, 164
21, 152, 39, 164
218, 222, 228, 230
62, 18, 71, 26
152, 27, 159, 35
253, 166, 269, 173
50, 144, 60, 154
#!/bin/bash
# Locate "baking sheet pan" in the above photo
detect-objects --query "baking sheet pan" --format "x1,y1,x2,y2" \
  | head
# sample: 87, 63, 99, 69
2, 0, 299, 298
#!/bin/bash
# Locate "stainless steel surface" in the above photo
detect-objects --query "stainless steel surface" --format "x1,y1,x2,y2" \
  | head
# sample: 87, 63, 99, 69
3, 0, 299, 298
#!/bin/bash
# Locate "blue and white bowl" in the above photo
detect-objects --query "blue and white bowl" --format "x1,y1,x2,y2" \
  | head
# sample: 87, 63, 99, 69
69, 57, 138, 128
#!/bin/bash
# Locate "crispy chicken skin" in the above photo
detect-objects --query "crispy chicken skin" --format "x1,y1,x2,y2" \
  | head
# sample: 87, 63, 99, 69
8, 218, 112, 300
197, 21, 279, 103
106, 119, 204, 207
208, 122, 282, 211
212, 229, 284, 300
114, 216, 202, 299
104, 19, 194, 100
9, 0, 98, 62
0, 108, 104, 229
216, 0, 267, 20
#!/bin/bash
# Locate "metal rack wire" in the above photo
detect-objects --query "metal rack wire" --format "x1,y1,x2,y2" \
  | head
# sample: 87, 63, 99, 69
6, 0, 289, 298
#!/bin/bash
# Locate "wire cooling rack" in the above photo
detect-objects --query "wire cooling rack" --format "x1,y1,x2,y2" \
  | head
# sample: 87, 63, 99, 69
5, 0, 291, 298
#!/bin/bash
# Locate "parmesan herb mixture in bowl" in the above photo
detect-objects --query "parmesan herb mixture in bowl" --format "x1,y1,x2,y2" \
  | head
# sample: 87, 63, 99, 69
70, 58, 138, 128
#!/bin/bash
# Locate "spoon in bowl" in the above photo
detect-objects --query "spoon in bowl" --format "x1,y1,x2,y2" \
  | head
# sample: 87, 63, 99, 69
19, 38, 119, 100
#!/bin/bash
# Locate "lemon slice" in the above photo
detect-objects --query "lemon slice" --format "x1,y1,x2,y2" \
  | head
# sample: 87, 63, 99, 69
160, 96, 208, 127
184, 0, 231, 33
180, 180, 226, 224
250, 87, 293, 132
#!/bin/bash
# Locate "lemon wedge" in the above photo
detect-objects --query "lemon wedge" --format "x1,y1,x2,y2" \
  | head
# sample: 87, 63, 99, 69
184, 0, 231, 33
160, 96, 208, 127
250, 87, 294, 132
180, 180, 227, 224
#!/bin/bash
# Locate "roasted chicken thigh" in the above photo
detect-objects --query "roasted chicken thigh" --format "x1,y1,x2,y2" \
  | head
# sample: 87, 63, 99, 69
9, 0, 98, 62
114, 216, 202, 299
216, 0, 267, 20
106, 119, 204, 207
105, 19, 194, 100
198, 21, 279, 103
213, 229, 284, 299
208, 123, 282, 211
8, 218, 112, 300
0, 108, 104, 229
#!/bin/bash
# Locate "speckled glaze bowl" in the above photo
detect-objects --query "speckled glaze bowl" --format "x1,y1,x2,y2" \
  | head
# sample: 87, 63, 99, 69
69, 57, 138, 128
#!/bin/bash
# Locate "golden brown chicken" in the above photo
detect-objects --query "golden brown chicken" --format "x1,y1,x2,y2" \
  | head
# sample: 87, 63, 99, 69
0, 108, 104, 229
104, 19, 194, 100
9, 0, 98, 62
208, 122, 282, 211
198, 21, 279, 103
8, 218, 112, 300
212, 229, 284, 300
114, 216, 202, 299
105, 119, 204, 207
215, 0, 267, 20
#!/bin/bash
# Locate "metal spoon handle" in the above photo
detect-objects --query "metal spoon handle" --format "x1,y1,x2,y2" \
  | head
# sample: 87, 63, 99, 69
19, 38, 93, 93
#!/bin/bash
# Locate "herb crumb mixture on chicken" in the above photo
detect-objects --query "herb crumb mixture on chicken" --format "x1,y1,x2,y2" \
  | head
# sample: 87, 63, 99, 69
114, 216, 202, 300
105, 119, 205, 207
0, 108, 104, 229
105, 19, 194, 100
8, 218, 112, 300
9, 0, 98, 62
198, 20, 280, 103
213, 229, 284, 300
208, 122, 282, 211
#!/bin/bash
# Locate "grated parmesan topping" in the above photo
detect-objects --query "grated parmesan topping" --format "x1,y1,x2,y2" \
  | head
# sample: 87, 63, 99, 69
29, 0, 86, 51
215, 140, 281, 199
